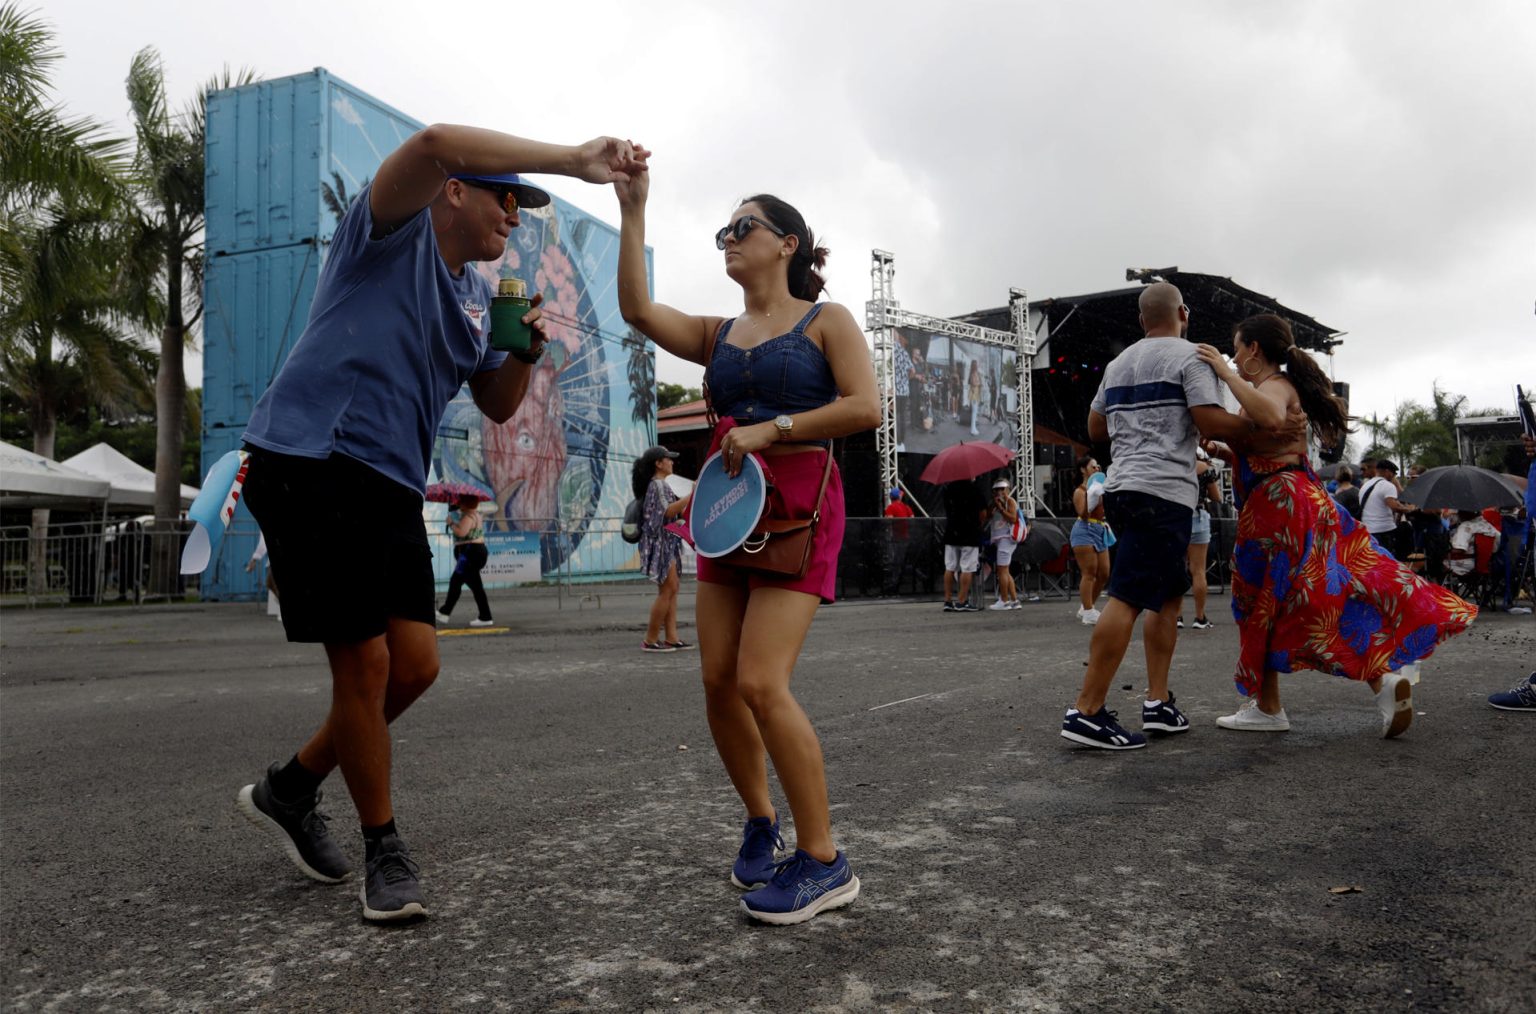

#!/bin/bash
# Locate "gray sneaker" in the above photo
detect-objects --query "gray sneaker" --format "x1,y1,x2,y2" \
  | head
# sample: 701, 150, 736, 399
237, 764, 351, 883
360, 834, 427, 922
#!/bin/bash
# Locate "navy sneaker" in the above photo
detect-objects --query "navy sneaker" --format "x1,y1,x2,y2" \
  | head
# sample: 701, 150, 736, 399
1191, 616, 1214, 630
1142, 692, 1192, 733
237, 763, 351, 883
1061, 707, 1147, 750
360, 834, 427, 922
942, 601, 957, 612
956, 602, 979, 612
730, 816, 784, 890
1488, 672, 1536, 711
740, 849, 860, 925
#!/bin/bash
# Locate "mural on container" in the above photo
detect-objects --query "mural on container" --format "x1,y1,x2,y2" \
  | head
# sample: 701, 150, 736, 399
319, 93, 654, 579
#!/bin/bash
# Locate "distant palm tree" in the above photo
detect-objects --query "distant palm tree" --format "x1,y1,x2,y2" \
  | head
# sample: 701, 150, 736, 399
0, 4, 153, 590
121, 47, 255, 589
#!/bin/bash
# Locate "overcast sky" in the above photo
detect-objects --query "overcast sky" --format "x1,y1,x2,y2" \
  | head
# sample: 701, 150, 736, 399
39, 0, 1536, 427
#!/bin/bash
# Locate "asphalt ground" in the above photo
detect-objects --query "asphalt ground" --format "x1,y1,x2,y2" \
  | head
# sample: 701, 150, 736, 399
2, 583, 1533, 1013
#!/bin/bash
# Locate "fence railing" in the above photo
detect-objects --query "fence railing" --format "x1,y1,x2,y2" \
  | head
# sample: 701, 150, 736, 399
2, 513, 1238, 608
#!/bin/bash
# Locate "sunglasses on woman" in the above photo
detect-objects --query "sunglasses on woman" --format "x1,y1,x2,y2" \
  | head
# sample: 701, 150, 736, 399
715, 214, 785, 249
464, 180, 520, 213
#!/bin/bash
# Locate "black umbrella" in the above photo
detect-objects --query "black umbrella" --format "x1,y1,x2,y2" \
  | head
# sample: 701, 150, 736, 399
1019, 519, 1071, 564
1400, 465, 1523, 512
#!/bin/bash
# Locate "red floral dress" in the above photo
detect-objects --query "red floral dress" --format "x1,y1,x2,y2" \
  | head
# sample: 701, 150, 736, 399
1229, 455, 1476, 696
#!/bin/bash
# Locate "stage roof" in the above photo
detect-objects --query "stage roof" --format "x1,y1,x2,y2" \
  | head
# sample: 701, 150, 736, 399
952, 269, 1344, 447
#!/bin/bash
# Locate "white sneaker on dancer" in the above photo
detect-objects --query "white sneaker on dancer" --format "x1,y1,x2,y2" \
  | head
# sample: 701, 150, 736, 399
1376, 673, 1414, 738
1216, 699, 1290, 731
989, 599, 1011, 611
1080, 608, 1101, 625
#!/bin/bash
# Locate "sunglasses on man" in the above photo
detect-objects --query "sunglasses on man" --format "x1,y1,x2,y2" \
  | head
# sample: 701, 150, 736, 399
463, 179, 520, 213
715, 214, 785, 250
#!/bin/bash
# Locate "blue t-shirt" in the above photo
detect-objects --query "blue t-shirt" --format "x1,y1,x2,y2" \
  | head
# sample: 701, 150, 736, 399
243, 184, 508, 493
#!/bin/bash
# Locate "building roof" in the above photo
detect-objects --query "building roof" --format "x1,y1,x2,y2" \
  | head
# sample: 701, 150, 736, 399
658, 398, 711, 434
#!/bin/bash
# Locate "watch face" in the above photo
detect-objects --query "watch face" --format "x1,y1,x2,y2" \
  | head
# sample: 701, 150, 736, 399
776, 415, 792, 429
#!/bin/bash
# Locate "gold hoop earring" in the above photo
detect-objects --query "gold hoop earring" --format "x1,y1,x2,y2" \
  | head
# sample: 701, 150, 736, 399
1241, 358, 1262, 377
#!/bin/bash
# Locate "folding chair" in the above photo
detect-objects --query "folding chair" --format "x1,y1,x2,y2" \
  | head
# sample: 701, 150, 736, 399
1033, 543, 1076, 600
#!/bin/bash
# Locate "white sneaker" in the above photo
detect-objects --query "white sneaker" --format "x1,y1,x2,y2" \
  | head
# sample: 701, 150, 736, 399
989, 600, 1011, 611
1008, 600, 1022, 610
468, 618, 494, 628
1080, 608, 1101, 625
434, 610, 448, 626
1216, 699, 1290, 731
1376, 673, 1413, 738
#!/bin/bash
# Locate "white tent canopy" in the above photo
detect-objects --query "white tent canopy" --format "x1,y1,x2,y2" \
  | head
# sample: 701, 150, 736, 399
62, 443, 199, 510
0, 440, 113, 509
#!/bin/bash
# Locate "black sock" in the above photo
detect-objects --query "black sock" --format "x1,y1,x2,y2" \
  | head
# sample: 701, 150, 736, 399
362, 819, 398, 859
268, 755, 325, 802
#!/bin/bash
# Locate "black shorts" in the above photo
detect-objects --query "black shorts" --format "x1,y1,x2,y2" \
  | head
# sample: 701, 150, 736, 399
242, 448, 435, 643
1103, 490, 1193, 613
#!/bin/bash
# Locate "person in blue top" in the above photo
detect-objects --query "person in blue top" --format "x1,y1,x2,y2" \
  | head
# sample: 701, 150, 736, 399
613, 164, 880, 925
235, 123, 648, 923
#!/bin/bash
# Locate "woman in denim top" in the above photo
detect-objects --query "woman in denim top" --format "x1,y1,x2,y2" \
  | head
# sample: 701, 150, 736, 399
614, 171, 879, 925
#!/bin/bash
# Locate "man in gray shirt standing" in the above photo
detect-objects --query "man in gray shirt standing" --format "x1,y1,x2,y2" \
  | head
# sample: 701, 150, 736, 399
1060, 282, 1299, 750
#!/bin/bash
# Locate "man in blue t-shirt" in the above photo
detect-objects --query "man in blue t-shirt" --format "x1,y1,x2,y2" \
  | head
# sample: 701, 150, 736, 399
235, 124, 649, 923
1059, 282, 1303, 751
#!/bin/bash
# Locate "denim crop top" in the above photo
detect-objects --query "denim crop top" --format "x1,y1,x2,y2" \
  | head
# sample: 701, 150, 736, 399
706, 304, 839, 428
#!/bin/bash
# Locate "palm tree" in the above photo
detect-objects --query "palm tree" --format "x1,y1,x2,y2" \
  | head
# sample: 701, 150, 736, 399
121, 48, 254, 589
0, 5, 152, 591
0, 4, 125, 218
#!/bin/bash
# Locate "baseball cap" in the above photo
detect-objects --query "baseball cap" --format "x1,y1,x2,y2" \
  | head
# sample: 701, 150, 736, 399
448, 172, 552, 209
640, 446, 680, 467
1376, 459, 1399, 473
889, 488, 903, 499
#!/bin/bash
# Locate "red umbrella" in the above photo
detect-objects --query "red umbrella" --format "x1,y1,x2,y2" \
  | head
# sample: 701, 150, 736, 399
425, 481, 492, 504
918, 441, 1016, 484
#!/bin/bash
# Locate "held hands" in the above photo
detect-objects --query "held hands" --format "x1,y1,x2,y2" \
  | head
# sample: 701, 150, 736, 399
613, 151, 649, 211
718, 423, 776, 477
571, 137, 650, 185
1195, 344, 1239, 384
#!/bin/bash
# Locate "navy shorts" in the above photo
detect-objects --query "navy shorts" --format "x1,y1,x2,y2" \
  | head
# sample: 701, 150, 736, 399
242, 448, 436, 644
1103, 490, 1193, 612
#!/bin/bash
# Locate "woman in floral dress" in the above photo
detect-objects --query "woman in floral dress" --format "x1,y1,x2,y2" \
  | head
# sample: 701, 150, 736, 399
1197, 314, 1475, 737
632, 446, 690, 652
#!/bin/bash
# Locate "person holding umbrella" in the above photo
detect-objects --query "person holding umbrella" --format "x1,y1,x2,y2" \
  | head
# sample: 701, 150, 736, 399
436, 493, 493, 628
236, 123, 648, 922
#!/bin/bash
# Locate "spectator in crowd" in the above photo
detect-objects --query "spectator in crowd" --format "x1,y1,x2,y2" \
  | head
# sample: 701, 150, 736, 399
1487, 433, 1536, 708
632, 446, 689, 652
1359, 459, 1416, 560
942, 478, 988, 612
1444, 510, 1498, 578
986, 479, 1024, 610
883, 487, 916, 595
1069, 456, 1110, 625
1333, 466, 1360, 520
1179, 448, 1221, 630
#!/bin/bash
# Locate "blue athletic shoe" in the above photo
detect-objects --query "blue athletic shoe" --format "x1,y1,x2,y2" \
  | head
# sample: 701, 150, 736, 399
1142, 692, 1192, 733
1488, 672, 1536, 711
740, 849, 860, 925
730, 816, 784, 890
1061, 706, 1148, 750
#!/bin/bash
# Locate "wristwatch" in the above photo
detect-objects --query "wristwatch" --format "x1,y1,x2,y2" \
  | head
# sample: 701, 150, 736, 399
510, 343, 545, 365
773, 414, 794, 441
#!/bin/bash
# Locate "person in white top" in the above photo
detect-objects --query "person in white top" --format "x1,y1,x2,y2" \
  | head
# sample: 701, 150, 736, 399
985, 479, 1024, 609
1358, 459, 1416, 560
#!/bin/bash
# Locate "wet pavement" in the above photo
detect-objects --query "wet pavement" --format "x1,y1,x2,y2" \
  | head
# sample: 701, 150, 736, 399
3, 584, 1532, 1012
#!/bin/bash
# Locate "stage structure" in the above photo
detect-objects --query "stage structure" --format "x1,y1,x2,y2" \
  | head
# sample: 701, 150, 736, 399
866, 250, 1038, 510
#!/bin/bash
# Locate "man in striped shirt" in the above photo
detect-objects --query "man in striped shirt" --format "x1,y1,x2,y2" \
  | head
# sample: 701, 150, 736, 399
1059, 282, 1300, 750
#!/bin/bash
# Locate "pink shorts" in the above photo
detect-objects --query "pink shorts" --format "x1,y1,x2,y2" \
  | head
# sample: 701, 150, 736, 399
696, 447, 845, 604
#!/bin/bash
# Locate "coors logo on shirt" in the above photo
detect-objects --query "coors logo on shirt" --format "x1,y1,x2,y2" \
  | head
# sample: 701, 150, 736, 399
461, 297, 486, 336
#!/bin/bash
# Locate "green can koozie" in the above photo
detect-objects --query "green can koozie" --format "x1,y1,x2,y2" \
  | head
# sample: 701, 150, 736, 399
489, 278, 532, 352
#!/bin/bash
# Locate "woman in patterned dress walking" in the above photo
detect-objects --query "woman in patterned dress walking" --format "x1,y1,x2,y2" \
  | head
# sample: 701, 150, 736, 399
632, 446, 689, 652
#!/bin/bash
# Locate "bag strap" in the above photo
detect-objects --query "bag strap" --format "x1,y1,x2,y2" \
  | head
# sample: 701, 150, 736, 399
809, 447, 834, 521
701, 318, 729, 428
